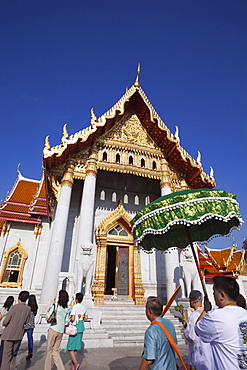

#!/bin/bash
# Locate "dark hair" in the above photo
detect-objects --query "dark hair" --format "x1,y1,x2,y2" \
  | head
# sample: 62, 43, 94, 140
213, 276, 239, 301
236, 294, 246, 309
146, 296, 163, 316
75, 292, 83, 303
57, 290, 69, 308
3, 296, 14, 311
189, 290, 202, 302
18, 291, 29, 303
28, 294, 38, 314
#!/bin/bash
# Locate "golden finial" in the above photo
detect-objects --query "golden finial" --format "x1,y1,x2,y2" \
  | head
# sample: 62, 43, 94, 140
210, 166, 214, 179
91, 108, 97, 126
196, 151, 202, 165
174, 126, 180, 143
62, 124, 68, 144
134, 62, 141, 87
44, 135, 50, 150
17, 163, 21, 175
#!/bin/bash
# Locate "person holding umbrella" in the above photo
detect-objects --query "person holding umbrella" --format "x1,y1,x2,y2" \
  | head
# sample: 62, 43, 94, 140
196, 276, 247, 370
183, 290, 212, 370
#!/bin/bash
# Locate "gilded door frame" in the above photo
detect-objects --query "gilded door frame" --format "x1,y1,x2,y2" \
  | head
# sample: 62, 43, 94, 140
92, 201, 145, 305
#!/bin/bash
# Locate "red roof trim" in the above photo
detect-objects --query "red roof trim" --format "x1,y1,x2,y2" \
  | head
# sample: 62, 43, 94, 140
1, 210, 31, 217
4, 201, 31, 207
0, 217, 41, 224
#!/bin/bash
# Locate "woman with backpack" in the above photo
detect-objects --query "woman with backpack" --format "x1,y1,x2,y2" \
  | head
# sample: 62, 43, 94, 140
44, 290, 70, 370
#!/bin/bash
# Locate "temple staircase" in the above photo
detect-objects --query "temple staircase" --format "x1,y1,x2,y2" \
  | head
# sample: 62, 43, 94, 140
99, 299, 184, 347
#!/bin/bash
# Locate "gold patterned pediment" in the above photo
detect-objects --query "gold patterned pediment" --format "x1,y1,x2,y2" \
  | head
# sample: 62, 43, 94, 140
101, 110, 160, 150
95, 201, 132, 238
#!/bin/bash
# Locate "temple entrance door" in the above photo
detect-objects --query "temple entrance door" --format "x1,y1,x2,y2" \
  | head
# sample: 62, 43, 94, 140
117, 247, 129, 295
105, 245, 129, 296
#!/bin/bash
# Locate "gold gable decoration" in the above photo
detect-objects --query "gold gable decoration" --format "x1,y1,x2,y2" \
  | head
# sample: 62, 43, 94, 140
102, 110, 159, 149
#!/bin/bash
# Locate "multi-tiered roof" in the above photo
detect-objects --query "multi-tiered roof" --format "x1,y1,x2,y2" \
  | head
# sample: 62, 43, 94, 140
0, 171, 48, 234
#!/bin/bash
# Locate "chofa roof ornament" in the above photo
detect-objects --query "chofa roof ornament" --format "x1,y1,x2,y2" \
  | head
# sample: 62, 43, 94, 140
134, 62, 141, 88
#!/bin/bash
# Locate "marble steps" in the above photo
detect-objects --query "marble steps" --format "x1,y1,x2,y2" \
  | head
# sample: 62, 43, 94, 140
99, 303, 184, 347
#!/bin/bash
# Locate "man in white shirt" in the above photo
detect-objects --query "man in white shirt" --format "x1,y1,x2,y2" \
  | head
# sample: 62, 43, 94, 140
183, 290, 212, 370
196, 275, 247, 370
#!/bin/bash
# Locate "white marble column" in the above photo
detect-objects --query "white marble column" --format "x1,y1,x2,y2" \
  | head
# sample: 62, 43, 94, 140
40, 161, 74, 305
164, 248, 181, 304
160, 158, 181, 304
74, 149, 97, 296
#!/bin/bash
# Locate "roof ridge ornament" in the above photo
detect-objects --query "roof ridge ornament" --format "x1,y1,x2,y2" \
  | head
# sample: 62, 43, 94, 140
196, 151, 202, 166
91, 108, 97, 127
44, 135, 50, 151
174, 126, 180, 144
210, 166, 215, 180
17, 163, 21, 175
134, 62, 141, 88
62, 124, 68, 144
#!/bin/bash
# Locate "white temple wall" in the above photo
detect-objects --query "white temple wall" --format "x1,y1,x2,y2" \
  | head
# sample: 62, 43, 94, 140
0, 221, 50, 292
31, 221, 51, 291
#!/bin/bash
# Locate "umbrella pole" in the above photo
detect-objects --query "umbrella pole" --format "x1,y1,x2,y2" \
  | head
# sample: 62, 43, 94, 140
185, 226, 208, 297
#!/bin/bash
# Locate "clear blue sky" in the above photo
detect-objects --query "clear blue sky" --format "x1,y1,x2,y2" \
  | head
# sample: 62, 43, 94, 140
1, 0, 246, 250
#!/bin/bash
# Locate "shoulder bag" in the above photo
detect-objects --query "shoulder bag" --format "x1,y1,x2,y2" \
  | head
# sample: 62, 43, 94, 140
64, 321, 77, 336
47, 304, 57, 324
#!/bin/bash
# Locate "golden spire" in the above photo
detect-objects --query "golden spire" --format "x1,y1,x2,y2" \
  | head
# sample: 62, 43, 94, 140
134, 62, 141, 87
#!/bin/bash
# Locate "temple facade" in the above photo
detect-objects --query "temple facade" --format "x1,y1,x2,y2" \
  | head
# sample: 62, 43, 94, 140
1, 74, 234, 311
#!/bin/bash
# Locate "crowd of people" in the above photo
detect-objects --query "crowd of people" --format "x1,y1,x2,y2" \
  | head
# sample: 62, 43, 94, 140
140, 276, 247, 370
0, 289, 88, 370
0, 276, 247, 369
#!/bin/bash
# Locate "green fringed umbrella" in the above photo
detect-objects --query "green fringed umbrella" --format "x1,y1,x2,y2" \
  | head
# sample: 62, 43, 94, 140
131, 188, 243, 295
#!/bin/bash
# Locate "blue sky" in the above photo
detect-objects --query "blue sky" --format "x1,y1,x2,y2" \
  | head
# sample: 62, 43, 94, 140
1, 0, 246, 249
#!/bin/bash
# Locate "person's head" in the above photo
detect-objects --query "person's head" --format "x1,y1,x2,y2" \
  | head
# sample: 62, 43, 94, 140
57, 290, 69, 308
75, 292, 83, 303
213, 276, 239, 308
145, 296, 163, 321
18, 291, 29, 303
236, 293, 246, 309
189, 290, 203, 309
3, 296, 14, 311
28, 294, 38, 312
